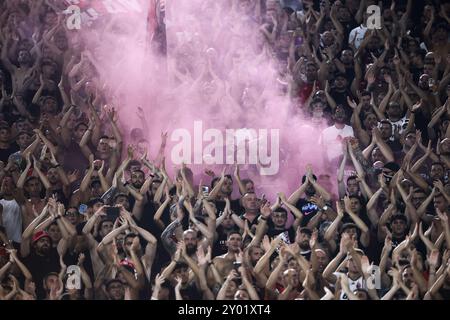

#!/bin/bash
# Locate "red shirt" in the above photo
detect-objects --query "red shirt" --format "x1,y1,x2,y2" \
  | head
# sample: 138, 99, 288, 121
298, 81, 321, 105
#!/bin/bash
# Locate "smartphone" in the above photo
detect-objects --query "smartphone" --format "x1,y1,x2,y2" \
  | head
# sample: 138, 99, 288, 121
201, 186, 209, 196
105, 206, 120, 221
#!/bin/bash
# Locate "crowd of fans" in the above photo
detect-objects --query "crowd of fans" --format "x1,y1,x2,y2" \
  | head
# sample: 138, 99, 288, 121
0, 0, 450, 300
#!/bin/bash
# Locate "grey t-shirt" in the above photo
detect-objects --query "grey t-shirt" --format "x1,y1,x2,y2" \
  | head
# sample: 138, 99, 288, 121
0, 198, 23, 243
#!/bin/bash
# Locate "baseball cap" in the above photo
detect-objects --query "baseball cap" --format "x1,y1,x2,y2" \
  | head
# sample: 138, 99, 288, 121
32, 230, 51, 243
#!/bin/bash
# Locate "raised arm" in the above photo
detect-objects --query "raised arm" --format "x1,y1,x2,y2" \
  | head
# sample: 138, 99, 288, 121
344, 197, 369, 246
416, 188, 436, 219
20, 204, 49, 257
322, 235, 348, 283
324, 201, 344, 251
32, 156, 51, 190
254, 235, 282, 275
372, 128, 395, 163
161, 204, 184, 257
287, 180, 308, 205
0, 36, 16, 74
233, 163, 247, 196
184, 200, 213, 243
153, 192, 171, 230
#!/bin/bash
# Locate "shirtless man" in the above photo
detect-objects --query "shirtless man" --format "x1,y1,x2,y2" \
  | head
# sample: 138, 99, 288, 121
207, 231, 242, 287
1, 32, 41, 94
19, 176, 46, 229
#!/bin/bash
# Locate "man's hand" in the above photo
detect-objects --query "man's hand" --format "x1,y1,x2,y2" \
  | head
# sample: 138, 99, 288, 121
127, 145, 134, 159
371, 127, 382, 142
271, 234, 283, 249
436, 208, 448, 224
360, 255, 372, 279
204, 168, 215, 177
286, 242, 300, 256
160, 131, 168, 149
305, 164, 314, 180
173, 244, 182, 263
177, 240, 187, 258
384, 73, 393, 85
388, 268, 401, 288
336, 200, 344, 218
278, 192, 288, 204
310, 229, 318, 249
383, 229, 393, 251
262, 235, 271, 252
311, 195, 326, 209
67, 170, 80, 184
260, 201, 272, 219
154, 273, 165, 289
174, 276, 183, 292
226, 269, 239, 283
105, 106, 118, 123
347, 96, 357, 109
77, 253, 86, 266
343, 196, 353, 213
233, 162, 240, 178
130, 236, 140, 253
427, 249, 440, 269
367, 72, 376, 85
7, 248, 18, 263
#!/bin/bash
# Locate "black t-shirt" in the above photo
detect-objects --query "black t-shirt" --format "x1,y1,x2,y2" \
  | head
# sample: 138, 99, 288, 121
266, 220, 296, 244
213, 199, 244, 216
341, 210, 373, 231
23, 248, 61, 299
387, 139, 403, 154
62, 140, 89, 173
135, 199, 173, 280
295, 198, 320, 227
330, 88, 354, 122
213, 225, 240, 257
0, 143, 19, 163
138, 199, 165, 237
239, 212, 260, 230
63, 249, 94, 283
340, 20, 358, 45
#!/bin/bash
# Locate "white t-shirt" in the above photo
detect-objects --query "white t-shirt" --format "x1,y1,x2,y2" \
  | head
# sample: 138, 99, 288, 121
387, 116, 409, 139
0, 199, 22, 243
320, 125, 354, 162
334, 272, 366, 300
348, 25, 368, 49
